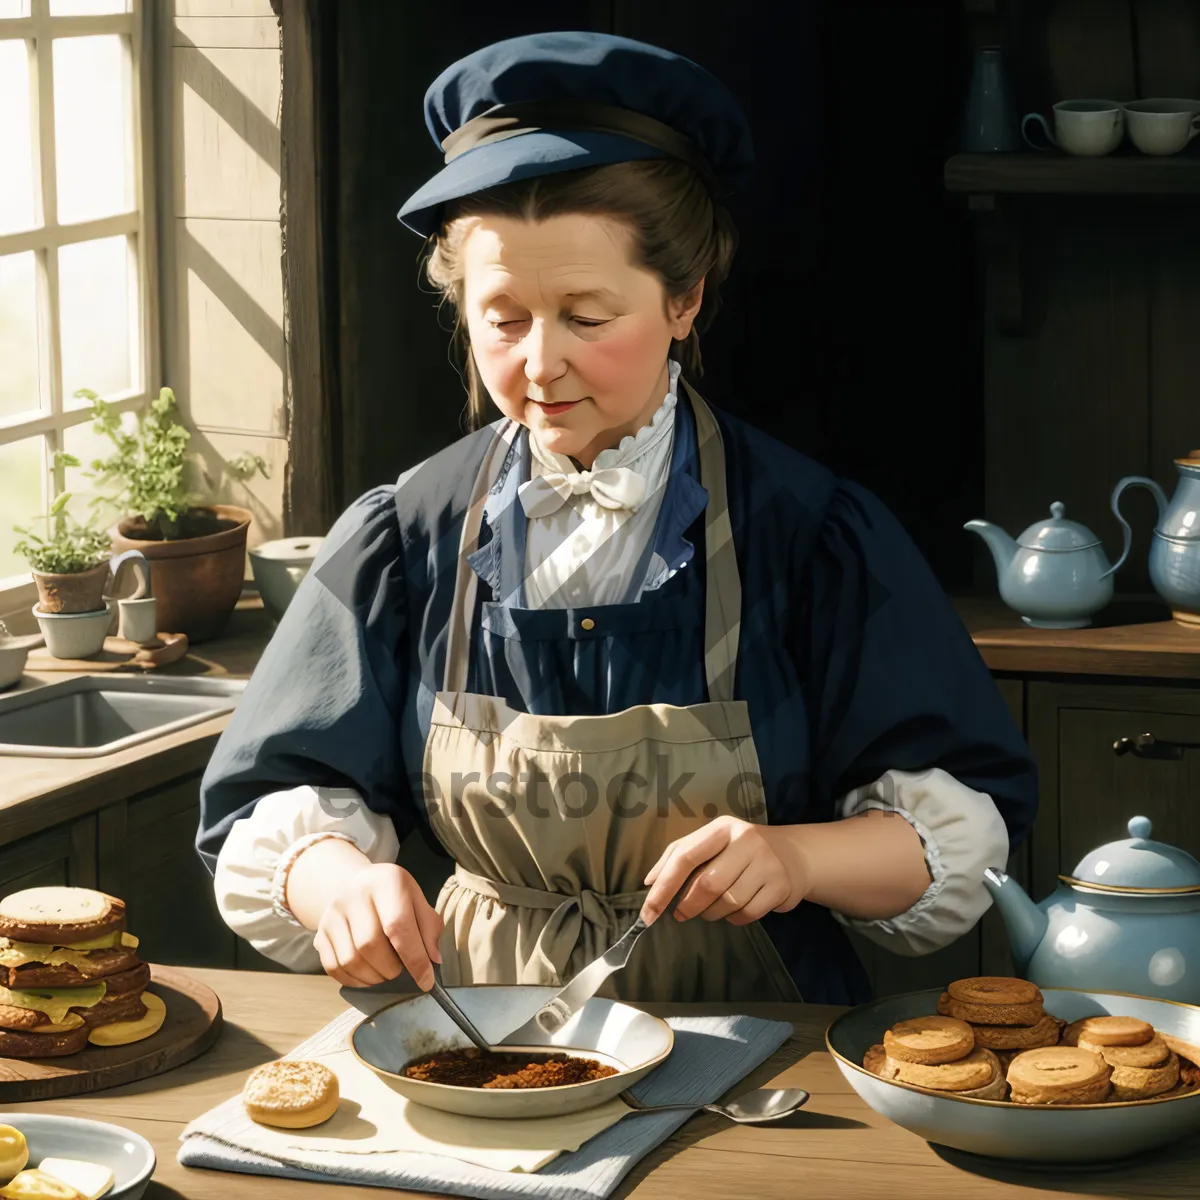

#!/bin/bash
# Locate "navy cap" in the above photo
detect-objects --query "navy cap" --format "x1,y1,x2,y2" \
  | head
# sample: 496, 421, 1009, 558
397, 31, 754, 237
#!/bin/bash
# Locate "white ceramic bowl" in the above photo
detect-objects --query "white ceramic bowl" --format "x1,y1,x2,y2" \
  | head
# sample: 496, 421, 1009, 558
827, 987, 1200, 1165
248, 536, 324, 621
351, 985, 673, 1119
0, 1112, 156, 1198
0, 642, 31, 690
33, 601, 115, 660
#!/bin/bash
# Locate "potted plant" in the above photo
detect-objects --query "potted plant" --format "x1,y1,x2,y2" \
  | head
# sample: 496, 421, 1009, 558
77, 385, 269, 643
13, 490, 113, 614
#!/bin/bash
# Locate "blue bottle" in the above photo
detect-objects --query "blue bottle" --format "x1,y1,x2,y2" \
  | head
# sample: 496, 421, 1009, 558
961, 47, 1020, 152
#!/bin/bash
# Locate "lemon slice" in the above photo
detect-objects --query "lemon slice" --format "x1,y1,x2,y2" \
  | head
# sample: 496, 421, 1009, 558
0, 1127, 28, 1185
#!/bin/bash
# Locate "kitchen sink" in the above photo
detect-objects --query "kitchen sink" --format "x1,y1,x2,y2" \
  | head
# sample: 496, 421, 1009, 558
0, 675, 247, 758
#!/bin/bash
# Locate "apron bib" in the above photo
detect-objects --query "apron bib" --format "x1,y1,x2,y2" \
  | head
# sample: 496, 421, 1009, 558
421, 387, 802, 1004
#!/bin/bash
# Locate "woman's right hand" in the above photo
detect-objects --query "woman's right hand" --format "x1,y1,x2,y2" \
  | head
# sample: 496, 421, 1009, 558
312, 862, 444, 991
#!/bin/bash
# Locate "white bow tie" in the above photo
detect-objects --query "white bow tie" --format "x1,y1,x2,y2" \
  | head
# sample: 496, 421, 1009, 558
518, 466, 647, 518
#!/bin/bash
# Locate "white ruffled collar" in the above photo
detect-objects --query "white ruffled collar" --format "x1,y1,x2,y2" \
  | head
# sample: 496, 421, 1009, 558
529, 358, 680, 476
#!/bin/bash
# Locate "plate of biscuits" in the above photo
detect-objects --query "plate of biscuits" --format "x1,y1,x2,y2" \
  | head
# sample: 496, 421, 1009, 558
826, 975, 1200, 1164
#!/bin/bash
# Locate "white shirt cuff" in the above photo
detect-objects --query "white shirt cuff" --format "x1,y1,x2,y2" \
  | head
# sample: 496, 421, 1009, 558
830, 768, 1010, 957
213, 785, 403, 971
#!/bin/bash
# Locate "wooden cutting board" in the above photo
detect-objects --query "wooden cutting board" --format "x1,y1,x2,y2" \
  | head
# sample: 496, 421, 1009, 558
0, 964, 222, 1101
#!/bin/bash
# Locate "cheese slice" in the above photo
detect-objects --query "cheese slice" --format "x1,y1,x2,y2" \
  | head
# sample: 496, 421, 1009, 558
0, 983, 105, 1026
29, 1013, 85, 1034
0, 1170, 83, 1200
0, 933, 137, 972
34, 1161, 112, 1200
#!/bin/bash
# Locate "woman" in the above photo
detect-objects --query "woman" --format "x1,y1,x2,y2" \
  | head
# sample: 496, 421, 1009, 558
198, 31, 1037, 1006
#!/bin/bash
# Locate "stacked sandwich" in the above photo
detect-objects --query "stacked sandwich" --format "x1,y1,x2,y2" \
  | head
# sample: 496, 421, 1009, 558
0, 887, 163, 1057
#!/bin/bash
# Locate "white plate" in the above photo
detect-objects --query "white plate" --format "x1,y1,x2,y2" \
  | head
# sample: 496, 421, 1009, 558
351, 985, 673, 1119
827, 987, 1200, 1164
0, 1113, 155, 1198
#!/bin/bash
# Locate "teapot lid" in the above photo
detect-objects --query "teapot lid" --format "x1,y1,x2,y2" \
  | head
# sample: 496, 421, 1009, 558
1016, 502, 1101, 552
1061, 816, 1200, 894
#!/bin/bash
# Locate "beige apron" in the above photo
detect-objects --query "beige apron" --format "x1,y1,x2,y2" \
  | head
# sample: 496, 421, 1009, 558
422, 386, 802, 1004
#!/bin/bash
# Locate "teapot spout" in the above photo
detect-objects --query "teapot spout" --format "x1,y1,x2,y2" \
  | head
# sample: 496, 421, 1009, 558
963, 520, 1019, 581
983, 868, 1047, 974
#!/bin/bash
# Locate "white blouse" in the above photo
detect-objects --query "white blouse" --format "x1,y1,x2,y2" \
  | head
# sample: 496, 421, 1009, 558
212, 368, 1013, 971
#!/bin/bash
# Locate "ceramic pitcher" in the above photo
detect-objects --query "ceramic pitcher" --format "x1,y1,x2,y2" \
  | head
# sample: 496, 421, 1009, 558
1111, 451, 1200, 627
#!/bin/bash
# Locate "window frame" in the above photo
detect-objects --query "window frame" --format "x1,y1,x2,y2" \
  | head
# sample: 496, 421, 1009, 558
0, 0, 160, 617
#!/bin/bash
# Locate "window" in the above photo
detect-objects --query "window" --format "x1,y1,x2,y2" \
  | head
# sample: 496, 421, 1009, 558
0, 0, 156, 599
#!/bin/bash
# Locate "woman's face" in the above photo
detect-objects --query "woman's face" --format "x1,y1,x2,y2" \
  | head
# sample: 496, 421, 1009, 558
460, 212, 703, 467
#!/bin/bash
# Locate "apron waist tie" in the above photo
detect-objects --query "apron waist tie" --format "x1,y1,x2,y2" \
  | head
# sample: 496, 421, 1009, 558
451, 865, 648, 986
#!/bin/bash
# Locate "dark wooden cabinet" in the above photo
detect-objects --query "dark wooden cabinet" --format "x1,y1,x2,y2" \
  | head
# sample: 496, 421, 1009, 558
1027, 681, 1200, 901
0, 817, 97, 897
96, 774, 237, 969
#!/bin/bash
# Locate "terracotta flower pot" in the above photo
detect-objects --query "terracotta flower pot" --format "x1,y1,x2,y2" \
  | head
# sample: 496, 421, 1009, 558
109, 505, 251, 643
32, 560, 110, 614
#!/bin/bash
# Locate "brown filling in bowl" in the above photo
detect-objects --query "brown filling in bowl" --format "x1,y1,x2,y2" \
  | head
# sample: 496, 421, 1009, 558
403, 1047, 619, 1089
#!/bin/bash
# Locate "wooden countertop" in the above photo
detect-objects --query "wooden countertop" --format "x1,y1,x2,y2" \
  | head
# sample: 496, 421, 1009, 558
0, 598, 271, 845
17, 968, 1197, 1199
955, 595, 1200, 680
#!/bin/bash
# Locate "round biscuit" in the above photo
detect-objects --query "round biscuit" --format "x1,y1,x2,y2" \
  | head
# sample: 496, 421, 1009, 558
883, 1016, 974, 1065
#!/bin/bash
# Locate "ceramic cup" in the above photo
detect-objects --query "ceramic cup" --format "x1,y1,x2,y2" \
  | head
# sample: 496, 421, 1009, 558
34, 600, 116, 660
1022, 99, 1125, 156
1123, 98, 1200, 155
117, 596, 158, 647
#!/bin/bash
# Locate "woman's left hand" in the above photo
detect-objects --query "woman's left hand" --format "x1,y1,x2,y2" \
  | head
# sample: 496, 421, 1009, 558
639, 816, 808, 926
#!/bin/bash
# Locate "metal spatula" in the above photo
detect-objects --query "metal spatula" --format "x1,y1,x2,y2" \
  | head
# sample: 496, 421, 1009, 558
501, 917, 649, 1044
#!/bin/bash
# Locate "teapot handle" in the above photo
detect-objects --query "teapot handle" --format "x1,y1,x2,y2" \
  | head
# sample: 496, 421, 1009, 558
1106, 476, 1168, 578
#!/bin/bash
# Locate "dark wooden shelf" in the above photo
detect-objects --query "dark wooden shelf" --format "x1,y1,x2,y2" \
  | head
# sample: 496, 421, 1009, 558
954, 595, 1200, 680
945, 152, 1200, 195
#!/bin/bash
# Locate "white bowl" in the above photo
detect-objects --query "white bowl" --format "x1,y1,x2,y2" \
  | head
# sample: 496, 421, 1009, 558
248, 536, 323, 621
0, 1112, 156, 1198
827, 987, 1200, 1165
351, 985, 673, 1120
33, 601, 115, 660
0, 642, 31, 690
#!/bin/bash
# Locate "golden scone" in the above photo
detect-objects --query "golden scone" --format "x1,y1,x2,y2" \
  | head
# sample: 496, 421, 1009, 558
243, 1059, 340, 1129
863, 1044, 898, 1079
891, 1046, 995, 1092
1068, 1016, 1154, 1047
0, 1170, 84, 1200
970, 1012, 1060, 1051
0, 1127, 28, 1185
1161, 1032, 1200, 1069
1110, 1051, 1180, 1101
86, 992, 166, 1047
947, 977, 1042, 1007
1080, 1032, 1169, 1069
1007, 1046, 1110, 1105
955, 1051, 1008, 1101
883, 1016, 974, 1065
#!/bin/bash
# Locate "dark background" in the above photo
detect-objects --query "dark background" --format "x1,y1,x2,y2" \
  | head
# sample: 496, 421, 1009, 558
292, 0, 982, 589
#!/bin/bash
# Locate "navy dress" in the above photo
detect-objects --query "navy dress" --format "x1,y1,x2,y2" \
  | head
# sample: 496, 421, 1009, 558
197, 393, 1038, 1005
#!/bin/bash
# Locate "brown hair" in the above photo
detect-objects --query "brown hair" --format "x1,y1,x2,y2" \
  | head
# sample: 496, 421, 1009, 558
421, 158, 739, 427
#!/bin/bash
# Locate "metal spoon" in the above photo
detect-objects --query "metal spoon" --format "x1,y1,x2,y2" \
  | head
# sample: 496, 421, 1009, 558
427, 963, 494, 1053
619, 1086, 810, 1124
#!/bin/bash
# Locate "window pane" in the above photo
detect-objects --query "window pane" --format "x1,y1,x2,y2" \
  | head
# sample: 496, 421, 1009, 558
0, 2, 31, 17
0, 437, 47, 581
0, 40, 35, 236
63, 411, 129, 534
51, 0, 128, 13
0, 252, 41, 420
53, 35, 131, 225
60, 235, 134, 405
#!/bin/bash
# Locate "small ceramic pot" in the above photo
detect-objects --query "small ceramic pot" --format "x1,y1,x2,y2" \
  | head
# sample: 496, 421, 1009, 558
32, 560, 111, 614
34, 600, 116, 660
0, 641, 31, 690
249, 536, 324, 622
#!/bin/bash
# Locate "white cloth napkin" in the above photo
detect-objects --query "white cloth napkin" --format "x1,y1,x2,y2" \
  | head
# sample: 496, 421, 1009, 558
178, 1008, 793, 1200
518, 466, 648, 518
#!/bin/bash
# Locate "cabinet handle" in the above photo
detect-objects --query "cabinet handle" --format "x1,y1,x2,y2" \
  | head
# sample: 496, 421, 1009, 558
1113, 733, 1200, 761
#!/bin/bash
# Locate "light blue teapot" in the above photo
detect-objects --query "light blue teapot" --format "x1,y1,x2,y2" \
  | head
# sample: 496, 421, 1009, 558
964, 502, 1115, 627
1111, 451, 1200, 627
984, 816, 1200, 1003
